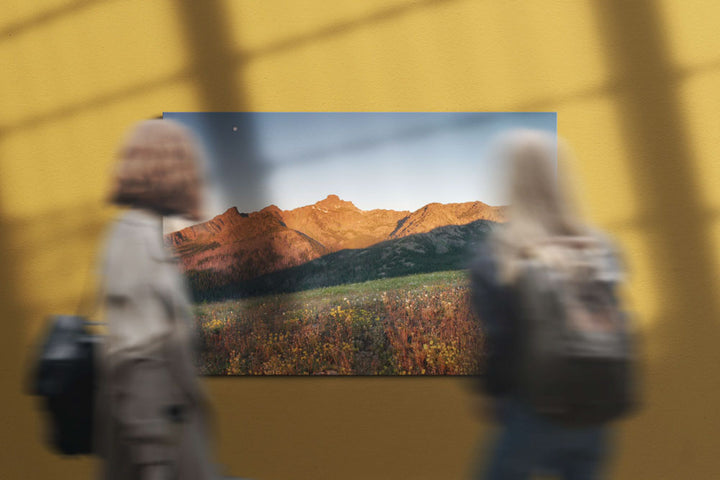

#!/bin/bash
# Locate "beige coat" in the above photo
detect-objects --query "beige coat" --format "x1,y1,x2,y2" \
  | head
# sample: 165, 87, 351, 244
95, 209, 215, 480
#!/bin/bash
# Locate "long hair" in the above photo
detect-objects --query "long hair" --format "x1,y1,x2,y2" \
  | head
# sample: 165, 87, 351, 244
491, 130, 589, 283
109, 119, 203, 221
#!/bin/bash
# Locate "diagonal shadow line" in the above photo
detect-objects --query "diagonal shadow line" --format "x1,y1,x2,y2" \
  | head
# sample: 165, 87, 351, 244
218, 53, 720, 168
0, 0, 466, 143
0, 67, 192, 139
236, 0, 461, 61
0, 0, 118, 39
0, 0, 458, 52
607, 207, 720, 233
519, 56, 720, 111
267, 113, 523, 167
1, 201, 109, 248
4, 54, 720, 144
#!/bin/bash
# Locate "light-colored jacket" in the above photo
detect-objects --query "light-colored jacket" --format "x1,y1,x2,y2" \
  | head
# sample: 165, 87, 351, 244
95, 209, 215, 480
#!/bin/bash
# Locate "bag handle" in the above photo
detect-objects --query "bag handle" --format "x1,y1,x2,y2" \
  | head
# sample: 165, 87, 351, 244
75, 255, 107, 327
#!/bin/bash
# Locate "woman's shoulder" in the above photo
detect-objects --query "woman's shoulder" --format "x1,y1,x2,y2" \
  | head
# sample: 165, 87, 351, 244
109, 210, 174, 261
102, 210, 169, 276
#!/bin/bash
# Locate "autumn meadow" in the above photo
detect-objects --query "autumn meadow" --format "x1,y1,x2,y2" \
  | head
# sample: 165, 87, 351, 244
194, 270, 484, 375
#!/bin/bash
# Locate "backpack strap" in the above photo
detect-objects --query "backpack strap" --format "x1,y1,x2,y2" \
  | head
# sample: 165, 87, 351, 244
75, 256, 108, 331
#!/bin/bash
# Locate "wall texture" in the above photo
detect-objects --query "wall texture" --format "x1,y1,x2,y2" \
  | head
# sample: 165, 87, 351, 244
2, 1, 720, 478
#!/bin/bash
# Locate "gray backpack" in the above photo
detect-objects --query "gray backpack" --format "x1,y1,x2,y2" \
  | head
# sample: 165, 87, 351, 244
515, 237, 637, 426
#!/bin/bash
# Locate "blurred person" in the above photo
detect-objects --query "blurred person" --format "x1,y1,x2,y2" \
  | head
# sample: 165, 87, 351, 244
96, 119, 216, 480
470, 130, 633, 479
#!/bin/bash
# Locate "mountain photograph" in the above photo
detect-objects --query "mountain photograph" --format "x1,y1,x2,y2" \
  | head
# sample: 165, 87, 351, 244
162, 112, 556, 375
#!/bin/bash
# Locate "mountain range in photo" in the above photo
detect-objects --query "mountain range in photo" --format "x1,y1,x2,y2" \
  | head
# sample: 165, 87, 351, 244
165, 195, 507, 301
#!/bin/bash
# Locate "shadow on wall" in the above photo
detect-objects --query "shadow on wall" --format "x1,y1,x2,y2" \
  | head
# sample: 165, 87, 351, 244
1, 202, 111, 331
592, 1, 720, 478
0, 188, 36, 477
2, 0, 720, 478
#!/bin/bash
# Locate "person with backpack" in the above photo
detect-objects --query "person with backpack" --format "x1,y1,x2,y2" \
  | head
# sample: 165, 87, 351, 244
470, 130, 636, 480
96, 119, 216, 480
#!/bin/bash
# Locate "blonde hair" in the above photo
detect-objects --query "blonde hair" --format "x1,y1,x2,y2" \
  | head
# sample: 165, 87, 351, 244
492, 130, 588, 283
109, 119, 203, 220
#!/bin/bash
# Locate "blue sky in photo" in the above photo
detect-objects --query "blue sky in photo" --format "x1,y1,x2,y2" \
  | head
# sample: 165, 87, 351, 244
164, 112, 556, 218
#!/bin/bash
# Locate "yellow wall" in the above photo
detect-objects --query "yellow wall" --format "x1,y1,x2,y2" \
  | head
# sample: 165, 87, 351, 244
2, 1, 720, 478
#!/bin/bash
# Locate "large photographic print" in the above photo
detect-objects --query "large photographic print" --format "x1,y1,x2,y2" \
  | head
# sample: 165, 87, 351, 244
163, 112, 556, 375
